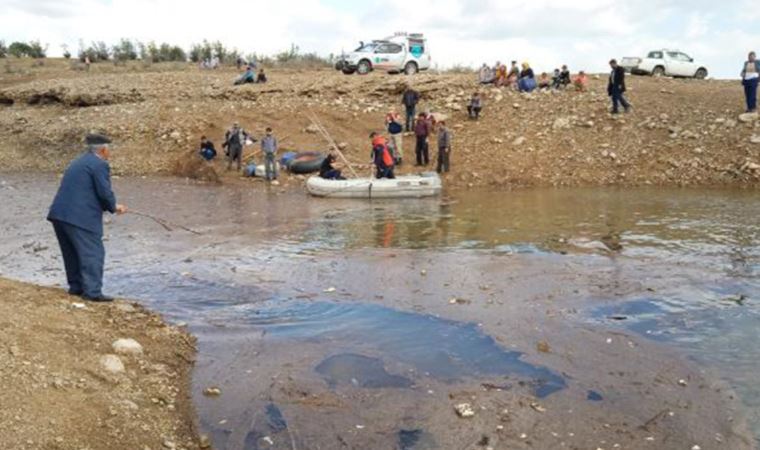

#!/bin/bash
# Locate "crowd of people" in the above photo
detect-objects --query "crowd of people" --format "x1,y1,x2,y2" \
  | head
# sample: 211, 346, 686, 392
479, 61, 590, 93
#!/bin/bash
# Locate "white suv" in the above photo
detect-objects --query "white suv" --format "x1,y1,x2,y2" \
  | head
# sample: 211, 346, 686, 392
335, 33, 431, 76
621, 50, 708, 79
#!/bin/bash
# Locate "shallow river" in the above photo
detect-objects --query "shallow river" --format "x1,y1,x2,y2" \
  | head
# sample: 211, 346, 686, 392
1, 174, 758, 449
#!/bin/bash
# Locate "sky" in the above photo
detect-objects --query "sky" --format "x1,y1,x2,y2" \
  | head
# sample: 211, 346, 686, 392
1, 0, 757, 78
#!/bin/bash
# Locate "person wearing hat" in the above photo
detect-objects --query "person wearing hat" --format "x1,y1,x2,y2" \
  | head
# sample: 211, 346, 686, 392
47, 133, 127, 302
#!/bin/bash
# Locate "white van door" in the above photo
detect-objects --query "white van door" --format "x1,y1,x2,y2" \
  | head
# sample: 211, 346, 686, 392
373, 43, 405, 71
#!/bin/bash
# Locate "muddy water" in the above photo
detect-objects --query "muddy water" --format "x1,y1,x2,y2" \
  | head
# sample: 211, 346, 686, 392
1, 174, 759, 449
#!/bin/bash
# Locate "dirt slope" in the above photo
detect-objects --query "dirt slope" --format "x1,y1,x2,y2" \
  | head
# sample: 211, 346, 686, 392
0, 277, 203, 450
0, 59, 758, 188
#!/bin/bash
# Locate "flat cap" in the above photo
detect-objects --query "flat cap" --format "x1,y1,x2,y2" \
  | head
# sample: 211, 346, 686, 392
85, 133, 112, 145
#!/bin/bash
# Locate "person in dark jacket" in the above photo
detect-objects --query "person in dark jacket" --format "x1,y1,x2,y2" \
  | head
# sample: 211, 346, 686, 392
319, 153, 345, 179
402, 86, 420, 132
257, 68, 267, 83
740, 51, 760, 113
222, 122, 252, 171
413, 112, 431, 166
47, 133, 127, 302
436, 121, 452, 173
467, 92, 482, 119
559, 65, 571, 87
199, 135, 217, 161
518, 62, 536, 92
608, 59, 631, 114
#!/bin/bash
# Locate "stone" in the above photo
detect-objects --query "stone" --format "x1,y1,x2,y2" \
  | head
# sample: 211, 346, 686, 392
337, 142, 348, 150
305, 124, 320, 134
199, 435, 212, 449
169, 131, 181, 140
512, 137, 526, 146
738, 112, 758, 123
203, 387, 222, 396
100, 354, 125, 374
552, 117, 571, 130
454, 403, 475, 418
112, 338, 143, 355
750, 135, 760, 144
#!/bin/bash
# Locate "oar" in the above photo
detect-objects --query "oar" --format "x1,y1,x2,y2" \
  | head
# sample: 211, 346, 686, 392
307, 112, 360, 179
128, 210, 203, 235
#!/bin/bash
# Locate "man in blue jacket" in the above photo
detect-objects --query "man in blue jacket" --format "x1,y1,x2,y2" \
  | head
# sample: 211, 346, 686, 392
47, 133, 127, 302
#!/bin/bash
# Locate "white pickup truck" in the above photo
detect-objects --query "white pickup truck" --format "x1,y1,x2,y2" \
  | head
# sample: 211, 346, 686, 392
621, 50, 708, 79
335, 32, 431, 76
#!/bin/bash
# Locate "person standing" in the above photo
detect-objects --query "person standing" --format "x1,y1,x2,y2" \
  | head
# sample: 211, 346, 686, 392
370, 132, 395, 179
402, 85, 420, 132
386, 111, 404, 164
741, 51, 759, 113
222, 122, 251, 171
608, 59, 631, 114
47, 133, 127, 302
414, 112, 431, 166
261, 127, 278, 181
436, 121, 452, 174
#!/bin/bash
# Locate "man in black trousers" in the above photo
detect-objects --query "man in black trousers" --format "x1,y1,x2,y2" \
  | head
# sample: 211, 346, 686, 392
608, 59, 631, 114
47, 133, 127, 302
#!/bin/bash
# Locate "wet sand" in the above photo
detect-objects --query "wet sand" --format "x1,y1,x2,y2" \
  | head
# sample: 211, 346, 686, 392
0, 173, 758, 449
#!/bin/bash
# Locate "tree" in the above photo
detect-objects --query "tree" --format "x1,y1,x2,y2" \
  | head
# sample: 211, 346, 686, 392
112, 38, 137, 62
61, 43, 71, 59
27, 40, 47, 58
8, 41, 33, 57
0, 41, 7, 58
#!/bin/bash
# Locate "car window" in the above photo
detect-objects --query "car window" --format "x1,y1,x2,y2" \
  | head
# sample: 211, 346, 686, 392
647, 51, 663, 59
666, 52, 680, 59
356, 43, 378, 53
376, 43, 403, 54
409, 40, 425, 57
677, 53, 692, 62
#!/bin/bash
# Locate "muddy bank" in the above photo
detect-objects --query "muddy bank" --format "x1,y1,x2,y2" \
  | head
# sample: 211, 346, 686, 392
0, 277, 202, 450
1, 61, 759, 188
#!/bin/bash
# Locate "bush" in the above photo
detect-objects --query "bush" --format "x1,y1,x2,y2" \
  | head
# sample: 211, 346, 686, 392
28, 40, 47, 58
8, 42, 32, 57
112, 38, 138, 62
78, 40, 109, 62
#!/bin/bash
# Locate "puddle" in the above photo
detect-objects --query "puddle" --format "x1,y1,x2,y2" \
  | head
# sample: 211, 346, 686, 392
243, 301, 566, 397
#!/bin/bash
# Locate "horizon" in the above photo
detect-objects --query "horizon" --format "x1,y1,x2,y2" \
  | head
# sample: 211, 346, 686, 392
2, 0, 758, 79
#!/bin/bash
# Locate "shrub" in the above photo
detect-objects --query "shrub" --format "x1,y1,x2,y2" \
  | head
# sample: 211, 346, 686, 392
8, 42, 33, 57
112, 38, 138, 62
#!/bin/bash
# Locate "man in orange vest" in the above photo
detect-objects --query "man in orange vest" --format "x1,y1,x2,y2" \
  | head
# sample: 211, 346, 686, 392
370, 132, 395, 179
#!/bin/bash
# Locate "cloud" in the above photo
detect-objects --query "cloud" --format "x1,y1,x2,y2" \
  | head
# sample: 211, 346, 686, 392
0, 0, 754, 78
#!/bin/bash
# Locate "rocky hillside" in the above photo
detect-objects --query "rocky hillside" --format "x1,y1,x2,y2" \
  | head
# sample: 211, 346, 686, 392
0, 60, 758, 188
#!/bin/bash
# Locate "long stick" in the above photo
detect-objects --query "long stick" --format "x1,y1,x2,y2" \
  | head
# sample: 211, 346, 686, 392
307, 112, 360, 179
128, 210, 203, 235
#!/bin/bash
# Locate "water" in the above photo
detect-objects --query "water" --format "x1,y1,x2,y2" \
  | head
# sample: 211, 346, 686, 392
1, 174, 759, 447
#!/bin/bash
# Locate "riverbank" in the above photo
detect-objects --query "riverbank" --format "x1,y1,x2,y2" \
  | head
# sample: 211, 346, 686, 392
1, 59, 759, 189
0, 277, 203, 450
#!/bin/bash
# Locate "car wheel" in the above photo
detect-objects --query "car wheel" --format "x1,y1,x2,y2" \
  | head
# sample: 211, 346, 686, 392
652, 66, 665, 77
341, 67, 356, 75
404, 62, 418, 75
357, 60, 371, 75
694, 68, 707, 80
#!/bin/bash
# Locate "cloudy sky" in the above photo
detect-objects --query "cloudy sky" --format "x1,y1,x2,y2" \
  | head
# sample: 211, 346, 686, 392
1, 0, 757, 78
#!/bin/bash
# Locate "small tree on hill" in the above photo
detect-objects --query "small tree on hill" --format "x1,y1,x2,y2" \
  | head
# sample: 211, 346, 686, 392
0, 41, 7, 58
112, 38, 138, 62
8, 42, 32, 57
61, 44, 71, 59
28, 40, 47, 58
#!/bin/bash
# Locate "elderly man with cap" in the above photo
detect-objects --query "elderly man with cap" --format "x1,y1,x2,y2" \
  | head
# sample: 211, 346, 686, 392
47, 133, 127, 302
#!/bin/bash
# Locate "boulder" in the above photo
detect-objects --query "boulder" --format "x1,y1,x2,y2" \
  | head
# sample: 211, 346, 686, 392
112, 338, 144, 355
100, 354, 125, 374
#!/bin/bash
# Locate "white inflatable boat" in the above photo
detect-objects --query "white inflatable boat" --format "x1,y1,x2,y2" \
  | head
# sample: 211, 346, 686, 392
306, 173, 442, 199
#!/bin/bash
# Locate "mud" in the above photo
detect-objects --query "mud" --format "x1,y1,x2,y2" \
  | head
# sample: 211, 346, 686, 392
0, 173, 758, 449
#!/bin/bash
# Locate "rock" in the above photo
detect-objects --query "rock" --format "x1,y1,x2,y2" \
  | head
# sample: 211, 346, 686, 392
491, 137, 503, 144
337, 142, 348, 150
678, 379, 688, 386
112, 338, 143, 355
169, 131, 181, 140
305, 124, 320, 134
512, 103, 520, 110
203, 387, 222, 396
163, 440, 176, 449
512, 137, 526, 146
750, 135, 760, 144
536, 341, 551, 353
552, 117, 571, 130
454, 403, 475, 418
100, 354, 125, 374
199, 435, 212, 449
114, 302, 136, 313
738, 112, 758, 123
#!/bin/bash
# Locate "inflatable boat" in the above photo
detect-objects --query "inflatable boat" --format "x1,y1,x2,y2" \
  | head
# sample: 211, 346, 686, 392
306, 173, 442, 199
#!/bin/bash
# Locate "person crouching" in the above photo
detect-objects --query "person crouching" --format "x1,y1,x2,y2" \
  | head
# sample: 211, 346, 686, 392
199, 135, 217, 161
370, 132, 395, 179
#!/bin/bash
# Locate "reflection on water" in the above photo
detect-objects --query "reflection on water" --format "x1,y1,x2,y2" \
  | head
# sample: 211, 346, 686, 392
297, 188, 760, 271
